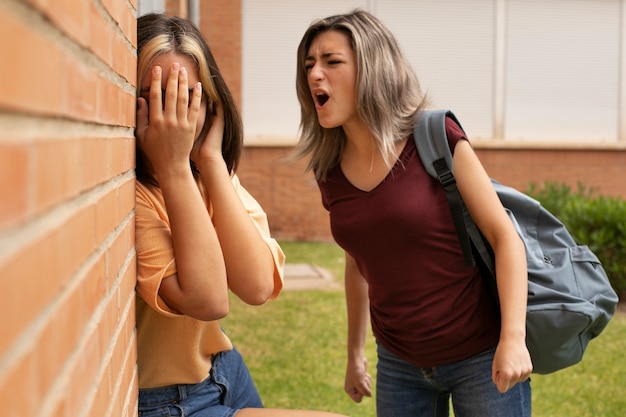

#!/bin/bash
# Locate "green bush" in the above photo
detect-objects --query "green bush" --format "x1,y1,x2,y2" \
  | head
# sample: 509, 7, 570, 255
526, 182, 626, 297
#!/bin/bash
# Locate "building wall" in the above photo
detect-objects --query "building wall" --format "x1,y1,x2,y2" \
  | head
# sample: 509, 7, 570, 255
199, 0, 242, 109
0, 0, 138, 416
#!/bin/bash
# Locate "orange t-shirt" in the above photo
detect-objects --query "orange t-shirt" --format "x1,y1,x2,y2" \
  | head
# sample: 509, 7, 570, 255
135, 174, 284, 388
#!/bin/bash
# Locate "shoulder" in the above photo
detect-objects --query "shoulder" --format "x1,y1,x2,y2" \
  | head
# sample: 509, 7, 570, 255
445, 115, 467, 140
445, 115, 469, 154
136, 180, 161, 207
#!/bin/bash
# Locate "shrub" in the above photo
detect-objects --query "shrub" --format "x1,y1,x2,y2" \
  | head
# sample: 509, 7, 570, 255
526, 182, 626, 297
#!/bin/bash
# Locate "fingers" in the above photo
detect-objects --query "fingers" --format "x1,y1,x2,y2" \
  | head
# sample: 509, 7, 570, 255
344, 369, 373, 404
164, 62, 180, 115
345, 383, 372, 403
494, 371, 530, 393
147, 62, 200, 129
135, 97, 149, 140
496, 378, 510, 394
176, 66, 190, 122
188, 81, 203, 125
148, 65, 163, 119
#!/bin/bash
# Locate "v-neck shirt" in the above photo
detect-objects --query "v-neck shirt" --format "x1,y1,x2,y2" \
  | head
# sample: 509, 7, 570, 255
318, 118, 500, 367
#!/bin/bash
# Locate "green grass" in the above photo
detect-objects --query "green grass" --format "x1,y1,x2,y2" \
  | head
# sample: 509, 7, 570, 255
222, 241, 626, 417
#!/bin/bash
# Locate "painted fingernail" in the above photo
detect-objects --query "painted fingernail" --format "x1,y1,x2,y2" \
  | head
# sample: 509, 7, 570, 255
180, 67, 187, 76
172, 63, 180, 71
195, 82, 202, 91
153, 66, 161, 74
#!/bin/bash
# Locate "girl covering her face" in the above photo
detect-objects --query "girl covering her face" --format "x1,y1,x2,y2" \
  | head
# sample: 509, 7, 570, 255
135, 13, 349, 417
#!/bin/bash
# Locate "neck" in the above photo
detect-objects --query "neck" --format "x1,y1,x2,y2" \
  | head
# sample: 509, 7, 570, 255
342, 121, 376, 156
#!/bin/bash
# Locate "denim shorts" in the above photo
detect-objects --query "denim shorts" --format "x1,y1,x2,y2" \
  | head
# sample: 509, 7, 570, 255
376, 342, 531, 417
137, 347, 263, 417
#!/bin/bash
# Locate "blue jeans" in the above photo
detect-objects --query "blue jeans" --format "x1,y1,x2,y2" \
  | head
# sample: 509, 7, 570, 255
137, 347, 263, 417
376, 343, 531, 417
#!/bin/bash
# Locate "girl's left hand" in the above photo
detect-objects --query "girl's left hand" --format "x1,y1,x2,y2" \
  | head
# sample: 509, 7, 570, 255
191, 101, 225, 168
492, 338, 533, 393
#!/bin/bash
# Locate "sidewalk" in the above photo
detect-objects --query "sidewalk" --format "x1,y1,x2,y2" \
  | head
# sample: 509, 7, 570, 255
283, 263, 341, 291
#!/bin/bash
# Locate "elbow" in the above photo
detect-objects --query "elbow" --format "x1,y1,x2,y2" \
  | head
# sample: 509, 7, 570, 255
239, 278, 275, 306
160, 273, 231, 320
187, 300, 230, 321
246, 288, 273, 306
178, 293, 229, 321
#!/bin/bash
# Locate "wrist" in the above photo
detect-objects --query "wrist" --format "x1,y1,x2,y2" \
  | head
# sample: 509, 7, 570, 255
347, 347, 366, 363
154, 161, 193, 183
194, 155, 228, 175
499, 327, 526, 343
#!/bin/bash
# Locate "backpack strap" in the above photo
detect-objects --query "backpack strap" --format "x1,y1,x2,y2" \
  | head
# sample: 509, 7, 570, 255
413, 110, 497, 284
413, 110, 474, 266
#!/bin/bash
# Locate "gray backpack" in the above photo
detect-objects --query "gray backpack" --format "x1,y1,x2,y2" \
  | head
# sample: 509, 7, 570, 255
414, 109, 619, 374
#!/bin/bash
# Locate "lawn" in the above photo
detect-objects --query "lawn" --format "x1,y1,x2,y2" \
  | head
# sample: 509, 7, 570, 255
222, 241, 626, 417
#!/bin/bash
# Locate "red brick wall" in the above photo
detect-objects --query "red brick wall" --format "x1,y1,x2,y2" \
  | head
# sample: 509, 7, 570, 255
0, 1, 138, 416
165, 0, 187, 16
238, 146, 626, 242
238, 147, 332, 242
199, 0, 242, 108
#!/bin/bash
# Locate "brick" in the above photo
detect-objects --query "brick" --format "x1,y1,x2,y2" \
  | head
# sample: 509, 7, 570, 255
33, 139, 83, 214
0, 232, 60, 357
57, 204, 98, 278
200, 0, 242, 107
101, 0, 137, 47
26, 0, 89, 48
81, 137, 110, 188
0, 200, 103, 358
0, 11, 64, 116
106, 219, 135, 289
89, 378, 111, 417
109, 137, 136, 178
0, 143, 30, 229
118, 177, 137, 217
65, 330, 101, 417
0, 352, 40, 417
0, 8, 135, 124
82, 255, 108, 328
36, 288, 87, 404
65, 63, 99, 122
95, 187, 122, 244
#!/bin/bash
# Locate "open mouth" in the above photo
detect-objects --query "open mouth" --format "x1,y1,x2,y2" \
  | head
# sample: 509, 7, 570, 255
316, 93, 329, 106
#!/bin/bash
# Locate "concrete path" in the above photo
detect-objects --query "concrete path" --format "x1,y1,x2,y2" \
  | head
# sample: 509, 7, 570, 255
283, 263, 341, 291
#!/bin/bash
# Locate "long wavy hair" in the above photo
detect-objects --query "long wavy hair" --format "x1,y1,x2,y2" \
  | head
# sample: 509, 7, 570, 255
293, 9, 430, 180
136, 13, 243, 186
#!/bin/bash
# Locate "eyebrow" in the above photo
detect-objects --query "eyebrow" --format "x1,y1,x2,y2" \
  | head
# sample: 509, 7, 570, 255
305, 52, 345, 61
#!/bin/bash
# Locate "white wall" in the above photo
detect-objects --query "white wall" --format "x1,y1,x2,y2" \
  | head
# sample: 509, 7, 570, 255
242, 0, 625, 145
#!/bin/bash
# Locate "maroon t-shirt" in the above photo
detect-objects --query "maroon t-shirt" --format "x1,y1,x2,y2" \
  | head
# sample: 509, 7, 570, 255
319, 118, 500, 367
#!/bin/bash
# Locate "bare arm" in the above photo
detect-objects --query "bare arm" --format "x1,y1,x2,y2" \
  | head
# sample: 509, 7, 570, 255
136, 64, 229, 320
453, 140, 532, 392
192, 105, 276, 305
343, 253, 373, 402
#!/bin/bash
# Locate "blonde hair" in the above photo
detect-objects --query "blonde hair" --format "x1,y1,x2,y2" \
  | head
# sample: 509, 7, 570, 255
293, 9, 430, 180
136, 14, 243, 186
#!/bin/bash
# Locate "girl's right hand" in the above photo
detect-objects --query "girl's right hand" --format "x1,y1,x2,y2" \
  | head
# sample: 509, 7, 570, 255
136, 63, 203, 174
344, 356, 372, 403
